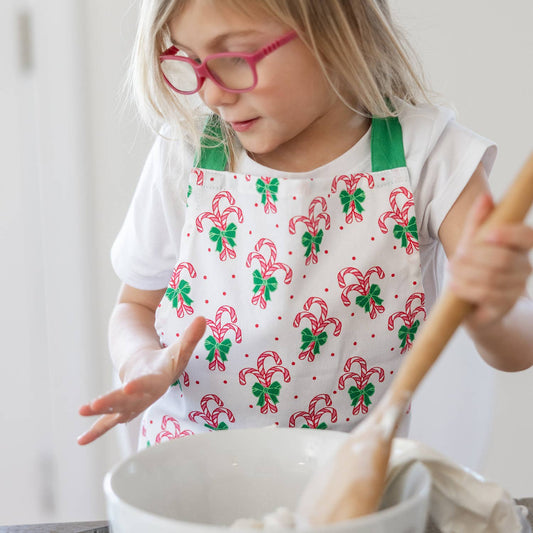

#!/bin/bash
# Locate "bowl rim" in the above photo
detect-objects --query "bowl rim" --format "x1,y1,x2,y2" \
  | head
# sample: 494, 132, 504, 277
104, 428, 431, 530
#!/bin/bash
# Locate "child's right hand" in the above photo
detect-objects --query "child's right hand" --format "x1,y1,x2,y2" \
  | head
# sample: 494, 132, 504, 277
77, 316, 206, 445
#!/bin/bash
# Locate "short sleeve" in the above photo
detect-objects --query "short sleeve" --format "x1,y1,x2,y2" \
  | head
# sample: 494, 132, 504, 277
400, 103, 497, 308
111, 128, 194, 290
402, 104, 497, 244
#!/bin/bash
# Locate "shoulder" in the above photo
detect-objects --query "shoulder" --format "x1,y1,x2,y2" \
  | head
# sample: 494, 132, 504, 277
397, 101, 497, 178
152, 124, 196, 183
138, 123, 197, 209
398, 101, 496, 243
398, 101, 457, 171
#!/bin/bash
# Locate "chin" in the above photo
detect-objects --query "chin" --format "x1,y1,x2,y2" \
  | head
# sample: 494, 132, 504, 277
239, 137, 281, 158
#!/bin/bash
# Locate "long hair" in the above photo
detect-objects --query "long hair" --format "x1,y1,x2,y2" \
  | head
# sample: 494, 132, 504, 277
129, 0, 431, 167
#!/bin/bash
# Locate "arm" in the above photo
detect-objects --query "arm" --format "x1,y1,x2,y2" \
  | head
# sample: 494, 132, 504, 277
78, 284, 205, 444
439, 163, 533, 371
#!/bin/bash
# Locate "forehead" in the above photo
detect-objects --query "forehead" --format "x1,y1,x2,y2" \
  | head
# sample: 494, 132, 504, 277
168, 0, 285, 50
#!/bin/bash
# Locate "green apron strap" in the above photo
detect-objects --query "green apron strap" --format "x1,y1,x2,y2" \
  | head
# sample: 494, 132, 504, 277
371, 116, 406, 172
194, 114, 229, 171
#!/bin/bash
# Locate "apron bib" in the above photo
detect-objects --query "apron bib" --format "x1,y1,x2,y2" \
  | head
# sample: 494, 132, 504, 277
140, 116, 426, 447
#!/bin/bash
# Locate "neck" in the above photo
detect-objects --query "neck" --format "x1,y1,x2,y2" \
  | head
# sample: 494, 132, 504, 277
251, 107, 370, 173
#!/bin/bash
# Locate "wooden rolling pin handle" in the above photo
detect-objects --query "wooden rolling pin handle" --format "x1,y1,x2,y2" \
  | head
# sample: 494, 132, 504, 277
389, 151, 533, 402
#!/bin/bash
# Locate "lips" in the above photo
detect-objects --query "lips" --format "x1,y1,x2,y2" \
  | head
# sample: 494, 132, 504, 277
228, 118, 259, 132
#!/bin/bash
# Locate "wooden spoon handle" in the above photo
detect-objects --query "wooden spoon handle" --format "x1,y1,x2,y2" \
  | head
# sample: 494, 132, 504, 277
389, 152, 533, 402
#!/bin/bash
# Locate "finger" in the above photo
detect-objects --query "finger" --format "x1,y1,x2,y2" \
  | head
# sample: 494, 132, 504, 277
79, 403, 92, 416
167, 316, 206, 377
122, 373, 169, 396
450, 276, 525, 305
81, 388, 132, 415
448, 267, 526, 314
77, 413, 123, 445
180, 316, 207, 349
483, 224, 533, 252
81, 384, 152, 416
449, 246, 531, 282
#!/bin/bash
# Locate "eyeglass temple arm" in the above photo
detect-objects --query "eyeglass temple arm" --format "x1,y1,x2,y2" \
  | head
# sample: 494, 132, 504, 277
253, 31, 298, 61
161, 45, 179, 57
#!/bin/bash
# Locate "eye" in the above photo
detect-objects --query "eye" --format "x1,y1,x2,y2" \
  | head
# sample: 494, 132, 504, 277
228, 55, 247, 65
176, 49, 201, 64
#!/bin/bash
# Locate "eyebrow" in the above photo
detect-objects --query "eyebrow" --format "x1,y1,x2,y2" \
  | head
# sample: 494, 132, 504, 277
171, 30, 262, 52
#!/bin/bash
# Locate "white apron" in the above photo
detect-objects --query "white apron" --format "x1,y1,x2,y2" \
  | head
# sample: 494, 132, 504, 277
140, 116, 426, 447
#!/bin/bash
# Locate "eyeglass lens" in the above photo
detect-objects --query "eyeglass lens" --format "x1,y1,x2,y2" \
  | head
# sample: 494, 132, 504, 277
161, 55, 255, 93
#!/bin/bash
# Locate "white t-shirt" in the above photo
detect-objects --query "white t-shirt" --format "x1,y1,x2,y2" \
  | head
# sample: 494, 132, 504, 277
111, 103, 496, 309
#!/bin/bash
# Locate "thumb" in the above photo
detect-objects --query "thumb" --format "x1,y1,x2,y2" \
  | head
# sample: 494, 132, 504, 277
458, 192, 494, 248
167, 316, 206, 379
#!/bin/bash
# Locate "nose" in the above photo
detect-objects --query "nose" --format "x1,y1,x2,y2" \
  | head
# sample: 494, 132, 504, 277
199, 78, 239, 109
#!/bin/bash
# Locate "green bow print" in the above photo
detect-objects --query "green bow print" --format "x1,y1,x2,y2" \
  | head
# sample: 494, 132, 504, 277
398, 320, 420, 349
355, 284, 383, 313
301, 229, 324, 257
252, 381, 282, 407
252, 269, 278, 301
256, 177, 279, 205
340, 188, 366, 214
302, 422, 328, 430
348, 382, 376, 407
393, 216, 418, 247
300, 328, 328, 355
209, 222, 237, 252
165, 279, 193, 308
204, 336, 232, 362
204, 422, 229, 431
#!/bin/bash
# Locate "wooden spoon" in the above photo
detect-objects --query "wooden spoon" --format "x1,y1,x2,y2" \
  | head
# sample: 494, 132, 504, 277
297, 152, 533, 526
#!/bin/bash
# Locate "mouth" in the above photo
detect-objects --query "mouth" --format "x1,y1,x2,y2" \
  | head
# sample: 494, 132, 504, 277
227, 117, 259, 132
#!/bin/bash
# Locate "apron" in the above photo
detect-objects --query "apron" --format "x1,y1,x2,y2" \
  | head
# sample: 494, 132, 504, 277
140, 116, 426, 447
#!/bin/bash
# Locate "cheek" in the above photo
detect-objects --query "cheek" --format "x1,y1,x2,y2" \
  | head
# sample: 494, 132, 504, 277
258, 68, 335, 119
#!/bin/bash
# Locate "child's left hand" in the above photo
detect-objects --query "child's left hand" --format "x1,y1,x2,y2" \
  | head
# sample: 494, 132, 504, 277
447, 193, 533, 330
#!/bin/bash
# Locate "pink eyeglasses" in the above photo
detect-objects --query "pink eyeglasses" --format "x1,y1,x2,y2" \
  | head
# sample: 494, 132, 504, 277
159, 31, 297, 95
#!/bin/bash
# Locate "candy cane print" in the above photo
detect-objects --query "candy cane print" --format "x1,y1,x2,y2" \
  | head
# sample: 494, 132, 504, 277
166, 262, 197, 318
293, 297, 342, 361
289, 197, 331, 265
246, 239, 293, 309
256, 176, 279, 214
289, 394, 338, 429
239, 351, 291, 414
205, 305, 242, 371
193, 168, 204, 185
338, 356, 385, 415
388, 292, 426, 354
338, 266, 385, 318
188, 394, 235, 430
196, 191, 243, 261
331, 173, 375, 223
378, 187, 419, 254
155, 415, 194, 443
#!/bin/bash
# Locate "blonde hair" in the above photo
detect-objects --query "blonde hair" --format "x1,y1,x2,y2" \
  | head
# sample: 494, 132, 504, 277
129, 0, 431, 165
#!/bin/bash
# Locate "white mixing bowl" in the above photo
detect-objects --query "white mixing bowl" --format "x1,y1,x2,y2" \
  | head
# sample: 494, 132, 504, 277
104, 428, 430, 533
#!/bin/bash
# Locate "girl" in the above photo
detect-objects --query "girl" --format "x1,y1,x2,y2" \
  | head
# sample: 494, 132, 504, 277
78, 0, 533, 448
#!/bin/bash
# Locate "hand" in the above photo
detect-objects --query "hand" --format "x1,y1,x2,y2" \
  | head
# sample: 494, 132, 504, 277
447, 194, 533, 329
77, 316, 206, 445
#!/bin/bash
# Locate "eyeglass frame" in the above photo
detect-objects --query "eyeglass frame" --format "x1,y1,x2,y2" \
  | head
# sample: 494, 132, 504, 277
159, 30, 298, 95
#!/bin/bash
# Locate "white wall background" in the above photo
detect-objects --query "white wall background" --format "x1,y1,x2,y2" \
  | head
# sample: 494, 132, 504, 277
0, 0, 531, 526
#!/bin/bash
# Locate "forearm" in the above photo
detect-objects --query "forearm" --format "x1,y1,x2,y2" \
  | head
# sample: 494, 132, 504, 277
468, 296, 533, 371
108, 301, 162, 381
